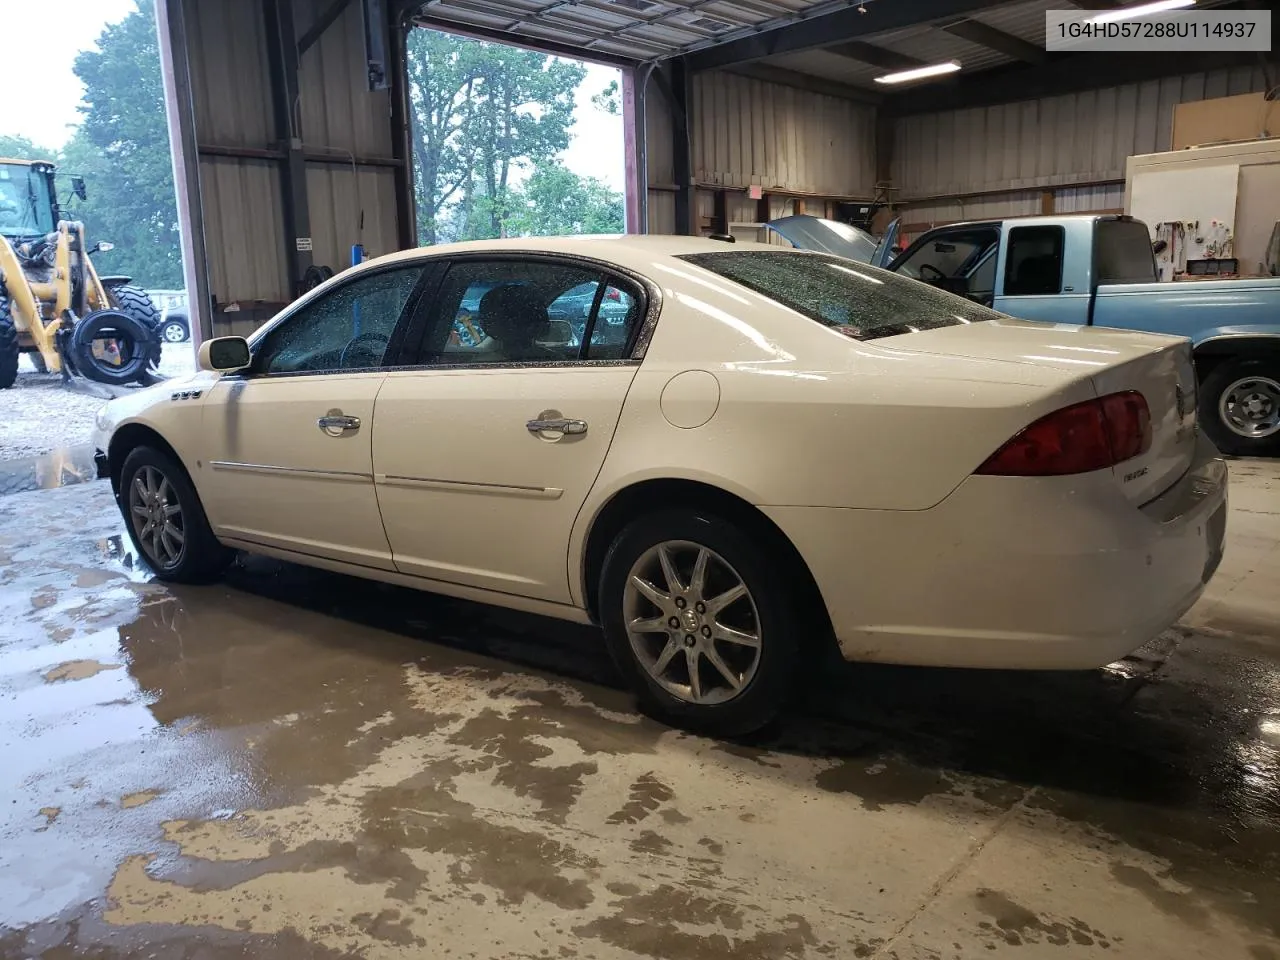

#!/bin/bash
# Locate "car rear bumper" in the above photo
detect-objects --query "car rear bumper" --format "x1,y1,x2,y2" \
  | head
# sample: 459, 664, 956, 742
763, 437, 1228, 670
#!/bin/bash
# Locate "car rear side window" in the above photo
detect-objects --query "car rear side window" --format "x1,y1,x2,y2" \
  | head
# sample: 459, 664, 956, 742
1004, 226, 1064, 296
678, 251, 999, 341
416, 259, 643, 366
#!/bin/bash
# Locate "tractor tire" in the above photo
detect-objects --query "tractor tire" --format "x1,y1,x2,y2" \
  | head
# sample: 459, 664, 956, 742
0, 292, 18, 390
106, 283, 164, 385
71, 310, 154, 386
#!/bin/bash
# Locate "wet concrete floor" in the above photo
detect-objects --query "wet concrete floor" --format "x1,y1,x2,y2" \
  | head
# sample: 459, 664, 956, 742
1, 463, 1279, 959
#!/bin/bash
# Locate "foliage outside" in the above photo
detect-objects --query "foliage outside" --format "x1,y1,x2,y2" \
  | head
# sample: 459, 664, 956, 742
406, 29, 624, 245
1, 5, 623, 291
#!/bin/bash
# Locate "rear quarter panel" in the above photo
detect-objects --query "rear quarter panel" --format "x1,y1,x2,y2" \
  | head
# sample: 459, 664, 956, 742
566, 286, 1095, 607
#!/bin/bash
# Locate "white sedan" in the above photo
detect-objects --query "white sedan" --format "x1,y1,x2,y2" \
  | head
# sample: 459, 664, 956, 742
94, 236, 1227, 734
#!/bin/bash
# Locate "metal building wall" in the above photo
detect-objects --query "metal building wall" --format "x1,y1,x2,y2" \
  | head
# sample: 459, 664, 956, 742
168, 0, 407, 333
892, 66, 1269, 203
694, 71, 876, 198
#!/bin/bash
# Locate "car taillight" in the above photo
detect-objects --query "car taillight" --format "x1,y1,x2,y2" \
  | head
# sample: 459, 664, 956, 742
605, 289, 621, 301
976, 391, 1151, 476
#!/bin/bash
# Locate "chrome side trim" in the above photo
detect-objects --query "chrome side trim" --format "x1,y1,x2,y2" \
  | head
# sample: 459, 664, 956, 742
209, 460, 372, 482
375, 473, 563, 499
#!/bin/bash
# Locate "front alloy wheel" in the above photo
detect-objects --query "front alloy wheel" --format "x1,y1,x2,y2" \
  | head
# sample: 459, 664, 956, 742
623, 541, 762, 704
128, 464, 186, 570
162, 319, 188, 343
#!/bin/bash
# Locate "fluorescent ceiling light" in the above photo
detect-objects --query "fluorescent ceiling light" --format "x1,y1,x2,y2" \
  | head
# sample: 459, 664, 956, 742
874, 61, 961, 85
1086, 0, 1194, 24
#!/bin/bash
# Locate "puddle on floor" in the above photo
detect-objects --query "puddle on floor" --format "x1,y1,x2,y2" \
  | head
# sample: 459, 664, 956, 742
0, 445, 99, 498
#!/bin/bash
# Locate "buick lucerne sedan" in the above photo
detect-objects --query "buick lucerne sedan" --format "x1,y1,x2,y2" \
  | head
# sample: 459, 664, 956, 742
94, 236, 1228, 734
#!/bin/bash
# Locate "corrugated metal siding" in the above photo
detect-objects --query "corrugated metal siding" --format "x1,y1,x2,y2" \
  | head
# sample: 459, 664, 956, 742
306, 166, 400, 270
1055, 183, 1124, 213
200, 158, 289, 304
296, 0, 393, 158
182, 0, 404, 304
694, 72, 875, 197
892, 66, 1270, 200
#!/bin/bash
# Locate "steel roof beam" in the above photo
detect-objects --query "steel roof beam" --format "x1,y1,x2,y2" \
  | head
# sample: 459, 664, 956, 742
725, 64, 883, 103
684, 0, 1021, 71
936, 17, 1047, 65
824, 40, 924, 71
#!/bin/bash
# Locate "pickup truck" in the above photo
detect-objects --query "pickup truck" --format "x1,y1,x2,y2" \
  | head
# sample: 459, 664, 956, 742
768, 214, 1280, 457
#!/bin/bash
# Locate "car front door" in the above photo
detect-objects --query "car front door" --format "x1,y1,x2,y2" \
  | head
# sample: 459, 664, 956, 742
372, 257, 646, 603
200, 264, 428, 569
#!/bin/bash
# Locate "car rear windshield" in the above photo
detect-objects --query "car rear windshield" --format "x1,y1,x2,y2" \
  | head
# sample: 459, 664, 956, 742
679, 250, 1000, 340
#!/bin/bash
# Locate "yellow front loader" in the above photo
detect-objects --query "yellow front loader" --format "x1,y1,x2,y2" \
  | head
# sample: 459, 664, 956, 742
0, 157, 163, 389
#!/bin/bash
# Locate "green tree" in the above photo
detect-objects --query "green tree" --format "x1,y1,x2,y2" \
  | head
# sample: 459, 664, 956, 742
506, 162, 624, 237
0, 135, 58, 162
591, 79, 620, 116
406, 31, 585, 243
70, 3, 181, 288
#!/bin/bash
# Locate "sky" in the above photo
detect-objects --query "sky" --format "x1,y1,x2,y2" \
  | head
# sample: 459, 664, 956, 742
0, 1, 625, 190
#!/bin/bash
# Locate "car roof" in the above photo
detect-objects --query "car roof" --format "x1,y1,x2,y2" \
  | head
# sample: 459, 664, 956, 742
356, 234, 781, 273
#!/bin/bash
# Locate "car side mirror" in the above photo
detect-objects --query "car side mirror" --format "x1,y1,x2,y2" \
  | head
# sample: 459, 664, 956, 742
71, 176, 87, 201
198, 336, 251, 372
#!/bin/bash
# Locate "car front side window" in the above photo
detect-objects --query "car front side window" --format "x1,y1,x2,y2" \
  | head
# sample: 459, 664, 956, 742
253, 266, 424, 375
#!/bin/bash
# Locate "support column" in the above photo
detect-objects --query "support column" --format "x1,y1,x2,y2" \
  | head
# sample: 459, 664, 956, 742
155, 0, 213, 345
264, 0, 313, 297
388, 14, 418, 248
657, 59, 695, 236
621, 65, 651, 234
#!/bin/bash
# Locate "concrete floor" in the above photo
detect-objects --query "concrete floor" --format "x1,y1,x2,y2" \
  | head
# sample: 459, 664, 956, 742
1, 462, 1278, 960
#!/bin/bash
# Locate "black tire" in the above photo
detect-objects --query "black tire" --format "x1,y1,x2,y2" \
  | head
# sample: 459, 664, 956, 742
106, 283, 164, 384
118, 445, 233, 583
1198, 356, 1280, 457
72, 310, 154, 386
0, 292, 17, 390
599, 508, 802, 737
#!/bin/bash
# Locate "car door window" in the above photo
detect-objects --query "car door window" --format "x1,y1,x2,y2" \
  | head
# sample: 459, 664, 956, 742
585, 284, 640, 360
968, 249, 997, 306
422, 260, 641, 366
1005, 226, 1065, 296
254, 266, 423, 375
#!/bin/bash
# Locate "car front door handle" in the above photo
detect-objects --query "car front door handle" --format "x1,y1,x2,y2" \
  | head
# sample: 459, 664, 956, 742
317, 414, 361, 433
527, 417, 588, 436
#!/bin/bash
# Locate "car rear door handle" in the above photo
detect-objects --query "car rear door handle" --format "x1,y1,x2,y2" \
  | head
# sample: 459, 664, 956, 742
527, 417, 587, 436
318, 414, 361, 433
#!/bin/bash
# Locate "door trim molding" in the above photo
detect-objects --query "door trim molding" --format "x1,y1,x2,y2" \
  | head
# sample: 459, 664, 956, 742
210, 460, 372, 483
375, 473, 564, 499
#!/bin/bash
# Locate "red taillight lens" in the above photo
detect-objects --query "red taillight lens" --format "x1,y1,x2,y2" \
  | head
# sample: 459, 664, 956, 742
605, 289, 621, 301
976, 391, 1152, 476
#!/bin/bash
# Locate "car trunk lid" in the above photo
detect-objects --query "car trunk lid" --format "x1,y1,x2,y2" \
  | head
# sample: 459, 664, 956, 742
889, 319, 1199, 503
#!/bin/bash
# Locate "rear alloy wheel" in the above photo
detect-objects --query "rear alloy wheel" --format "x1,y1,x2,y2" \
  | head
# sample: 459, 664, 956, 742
600, 509, 800, 736
1200, 357, 1280, 457
119, 445, 232, 583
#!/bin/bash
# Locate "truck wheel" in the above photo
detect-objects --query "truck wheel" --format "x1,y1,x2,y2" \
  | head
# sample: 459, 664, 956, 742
1199, 357, 1280, 457
0, 292, 17, 390
107, 283, 164, 384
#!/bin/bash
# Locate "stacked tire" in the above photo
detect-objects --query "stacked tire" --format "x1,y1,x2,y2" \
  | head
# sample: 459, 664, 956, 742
0, 290, 17, 390
105, 283, 164, 385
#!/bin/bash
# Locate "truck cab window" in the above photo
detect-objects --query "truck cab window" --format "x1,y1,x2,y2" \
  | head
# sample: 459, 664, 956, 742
895, 228, 999, 299
1004, 226, 1065, 296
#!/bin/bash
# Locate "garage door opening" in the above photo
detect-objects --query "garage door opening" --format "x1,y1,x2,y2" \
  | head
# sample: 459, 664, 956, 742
406, 27, 625, 246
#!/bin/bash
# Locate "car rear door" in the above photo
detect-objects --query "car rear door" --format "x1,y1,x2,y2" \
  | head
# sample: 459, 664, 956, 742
371, 256, 646, 604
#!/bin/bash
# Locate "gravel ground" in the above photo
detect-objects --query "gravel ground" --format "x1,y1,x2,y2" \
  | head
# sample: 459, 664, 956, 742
0, 344, 196, 461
